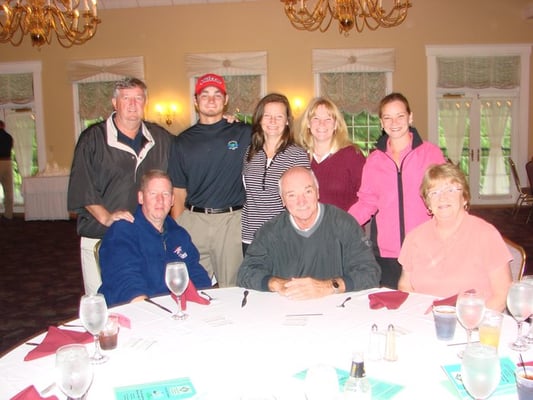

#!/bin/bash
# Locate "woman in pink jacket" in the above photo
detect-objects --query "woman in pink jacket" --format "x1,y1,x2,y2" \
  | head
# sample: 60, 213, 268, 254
348, 93, 446, 289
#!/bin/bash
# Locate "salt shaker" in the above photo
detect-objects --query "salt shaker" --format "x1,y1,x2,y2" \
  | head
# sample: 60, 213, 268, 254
367, 323, 381, 361
383, 324, 398, 361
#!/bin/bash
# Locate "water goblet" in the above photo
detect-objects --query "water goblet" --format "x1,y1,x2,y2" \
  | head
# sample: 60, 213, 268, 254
461, 343, 501, 400
79, 293, 109, 364
165, 261, 190, 320
507, 281, 533, 351
56, 344, 93, 400
456, 291, 485, 357
520, 275, 533, 344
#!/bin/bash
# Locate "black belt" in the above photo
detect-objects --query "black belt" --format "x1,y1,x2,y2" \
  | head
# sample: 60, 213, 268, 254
186, 204, 243, 214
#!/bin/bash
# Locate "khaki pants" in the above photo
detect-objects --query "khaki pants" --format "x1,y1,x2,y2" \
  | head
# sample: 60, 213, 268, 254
0, 160, 13, 219
80, 236, 102, 294
177, 209, 243, 287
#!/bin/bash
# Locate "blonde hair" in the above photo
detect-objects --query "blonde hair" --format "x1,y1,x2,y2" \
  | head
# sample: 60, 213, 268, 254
420, 163, 471, 208
296, 97, 360, 156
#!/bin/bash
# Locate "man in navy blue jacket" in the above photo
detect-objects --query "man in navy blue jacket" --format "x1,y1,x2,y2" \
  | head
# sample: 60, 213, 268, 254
99, 170, 211, 306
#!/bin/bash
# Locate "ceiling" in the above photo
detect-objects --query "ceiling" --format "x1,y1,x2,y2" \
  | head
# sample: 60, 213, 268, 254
97, 0, 257, 9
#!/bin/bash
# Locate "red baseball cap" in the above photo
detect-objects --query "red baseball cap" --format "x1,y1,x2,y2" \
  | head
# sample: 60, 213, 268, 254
195, 73, 227, 95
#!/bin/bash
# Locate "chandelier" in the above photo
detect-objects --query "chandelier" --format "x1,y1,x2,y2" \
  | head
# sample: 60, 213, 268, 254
0, 0, 101, 48
281, 0, 412, 35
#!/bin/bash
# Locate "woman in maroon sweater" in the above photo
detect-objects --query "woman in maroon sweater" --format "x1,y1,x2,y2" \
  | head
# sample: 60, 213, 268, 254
297, 97, 365, 211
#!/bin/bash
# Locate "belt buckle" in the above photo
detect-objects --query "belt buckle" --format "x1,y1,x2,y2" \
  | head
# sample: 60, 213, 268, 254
204, 207, 215, 214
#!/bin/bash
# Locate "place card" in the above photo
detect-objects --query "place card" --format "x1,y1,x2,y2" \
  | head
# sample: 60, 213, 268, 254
114, 377, 196, 400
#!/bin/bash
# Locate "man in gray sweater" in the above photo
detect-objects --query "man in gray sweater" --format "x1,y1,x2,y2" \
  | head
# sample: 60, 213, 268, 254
237, 166, 381, 299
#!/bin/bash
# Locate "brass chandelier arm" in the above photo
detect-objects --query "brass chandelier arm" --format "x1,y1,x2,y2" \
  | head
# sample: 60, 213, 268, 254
0, 0, 101, 48
281, 0, 412, 35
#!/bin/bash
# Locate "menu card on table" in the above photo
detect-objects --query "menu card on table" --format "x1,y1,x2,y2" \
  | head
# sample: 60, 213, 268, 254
114, 377, 196, 400
441, 357, 516, 399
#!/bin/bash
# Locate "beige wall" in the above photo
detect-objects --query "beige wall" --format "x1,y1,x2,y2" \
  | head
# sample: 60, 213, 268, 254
1, 0, 532, 168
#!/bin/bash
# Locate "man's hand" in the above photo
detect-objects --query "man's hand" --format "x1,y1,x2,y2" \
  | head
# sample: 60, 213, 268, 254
107, 210, 134, 226
271, 277, 341, 300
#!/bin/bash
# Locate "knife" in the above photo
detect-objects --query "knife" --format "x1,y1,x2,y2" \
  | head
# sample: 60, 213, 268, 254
144, 298, 172, 313
241, 290, 249, 308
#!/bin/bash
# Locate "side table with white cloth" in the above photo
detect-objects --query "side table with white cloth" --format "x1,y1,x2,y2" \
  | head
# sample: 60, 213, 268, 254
1, 287, 531, 399
22, 174, 70, 221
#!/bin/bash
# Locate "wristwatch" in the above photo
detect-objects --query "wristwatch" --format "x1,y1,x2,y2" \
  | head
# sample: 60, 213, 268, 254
331, 279, 340, 294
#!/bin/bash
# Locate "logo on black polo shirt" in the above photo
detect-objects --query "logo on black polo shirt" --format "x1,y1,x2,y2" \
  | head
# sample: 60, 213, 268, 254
227, 140, 238, 150
173, 246, 188, 259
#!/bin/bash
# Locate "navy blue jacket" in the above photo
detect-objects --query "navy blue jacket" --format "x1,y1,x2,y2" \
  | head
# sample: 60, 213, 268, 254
99, 206, 211, 306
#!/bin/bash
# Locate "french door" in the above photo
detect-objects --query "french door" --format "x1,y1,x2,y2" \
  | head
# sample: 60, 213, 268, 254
437, 90, 518, 205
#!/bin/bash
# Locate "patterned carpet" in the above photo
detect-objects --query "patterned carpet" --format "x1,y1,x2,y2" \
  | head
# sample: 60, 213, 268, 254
0, 206, 531, 355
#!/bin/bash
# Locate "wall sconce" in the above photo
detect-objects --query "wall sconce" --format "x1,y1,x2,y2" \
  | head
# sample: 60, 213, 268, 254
155, 103, 178, 126
291, 97, 305, 116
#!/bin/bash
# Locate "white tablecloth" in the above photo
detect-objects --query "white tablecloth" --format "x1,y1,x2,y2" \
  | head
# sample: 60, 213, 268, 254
22, 175, 70, 220
0, 288, 530, 399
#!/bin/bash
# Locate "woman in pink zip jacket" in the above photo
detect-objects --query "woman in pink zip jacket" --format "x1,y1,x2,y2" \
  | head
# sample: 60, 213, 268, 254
348, 93, 446, 289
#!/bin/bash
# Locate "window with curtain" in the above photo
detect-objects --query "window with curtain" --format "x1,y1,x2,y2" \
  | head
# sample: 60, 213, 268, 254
185, 51, 267, 124
312, 48, 394, 156
68, 56, 145, 139
427, 44, 531, 205
0, 73, 38, 206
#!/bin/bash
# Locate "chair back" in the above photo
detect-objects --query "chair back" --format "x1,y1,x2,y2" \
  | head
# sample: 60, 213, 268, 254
503, 236, 526, 281
94, 239, 102, 277
526, 160, 533, 189
508, 157, 524, 194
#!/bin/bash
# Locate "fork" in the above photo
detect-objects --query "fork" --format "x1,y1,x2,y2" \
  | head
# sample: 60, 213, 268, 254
337, 296, 352, 308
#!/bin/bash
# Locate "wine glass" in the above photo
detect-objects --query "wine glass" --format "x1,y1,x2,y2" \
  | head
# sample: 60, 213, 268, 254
456, 291, 485, 357
165, 261, 190, 320
56, 344, 93, 400
79, 293, 109, 364
461, 343, 501, 400
520, 275, 533, 344
507, 281, 533, 351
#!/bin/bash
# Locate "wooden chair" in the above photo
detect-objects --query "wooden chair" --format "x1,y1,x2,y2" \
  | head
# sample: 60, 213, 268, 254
526, 160, 533, 223
503, 236, 526, 281
508, 157, 533, 221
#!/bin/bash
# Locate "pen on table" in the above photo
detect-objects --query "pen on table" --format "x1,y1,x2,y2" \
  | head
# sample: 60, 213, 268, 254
285, 313, 324, 317
447, 340, 480, 347
144, 298, 172, 313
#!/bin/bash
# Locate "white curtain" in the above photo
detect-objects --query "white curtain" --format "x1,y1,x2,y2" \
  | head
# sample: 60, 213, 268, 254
438, 99, 470, 164
6, 111, 35, 177
481, 99, 511, 195
312, 48, 395, 73
67, 56, 145, 82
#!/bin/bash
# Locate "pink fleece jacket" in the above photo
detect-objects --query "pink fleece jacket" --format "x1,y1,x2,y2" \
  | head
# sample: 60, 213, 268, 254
348, 128, 446, 258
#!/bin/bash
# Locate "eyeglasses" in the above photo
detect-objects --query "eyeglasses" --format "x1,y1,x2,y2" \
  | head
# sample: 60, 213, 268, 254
427, 186, 463, 199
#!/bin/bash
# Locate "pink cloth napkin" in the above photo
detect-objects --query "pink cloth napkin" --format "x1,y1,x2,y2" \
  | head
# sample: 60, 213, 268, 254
170, 281, 210, 311
368, 290, 409, 310
10, 385, 58, 400
24, 326, 93, 361
113, 313, 131, 329
424, 294, 459, 314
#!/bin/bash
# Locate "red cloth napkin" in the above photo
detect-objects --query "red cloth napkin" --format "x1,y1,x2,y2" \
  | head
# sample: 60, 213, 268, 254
424, 294, 459, 314
112, 313, 131, 329
24, 326, 93, 361
170, 281, 210, 311
10, 385, 58, 400
368, 290, 409, 310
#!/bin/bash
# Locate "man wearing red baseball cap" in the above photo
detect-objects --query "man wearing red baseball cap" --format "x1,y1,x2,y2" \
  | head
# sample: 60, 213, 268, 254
168, 73, 252, 287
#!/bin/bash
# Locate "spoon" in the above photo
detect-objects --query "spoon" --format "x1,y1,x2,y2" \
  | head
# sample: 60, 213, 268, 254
200, 291, 214, 301
337, 296, 352, 308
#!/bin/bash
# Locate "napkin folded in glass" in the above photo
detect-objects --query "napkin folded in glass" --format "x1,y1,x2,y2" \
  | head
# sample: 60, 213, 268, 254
10, 385, 58, 400
170, 281, 210, 311
368, 290, 409, 310
24, 326, 93, 361
424, 293, 458, 314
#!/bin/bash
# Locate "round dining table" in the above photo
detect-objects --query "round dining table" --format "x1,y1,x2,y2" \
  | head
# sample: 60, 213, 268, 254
1, 287, 531, 399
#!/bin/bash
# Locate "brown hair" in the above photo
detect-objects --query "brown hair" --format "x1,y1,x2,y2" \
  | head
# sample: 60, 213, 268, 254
378, 92, 411, 118
247, 93, 295, 162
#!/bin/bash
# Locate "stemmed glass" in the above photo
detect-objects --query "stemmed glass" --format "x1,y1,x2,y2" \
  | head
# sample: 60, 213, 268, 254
456, 291, 485, 357
461, 343, 501, 400
79, 293, 109, 364
55, 344, 93, 400
506, 281, 533, 351
165, 261, 190, 320
520, 275, 533, 343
